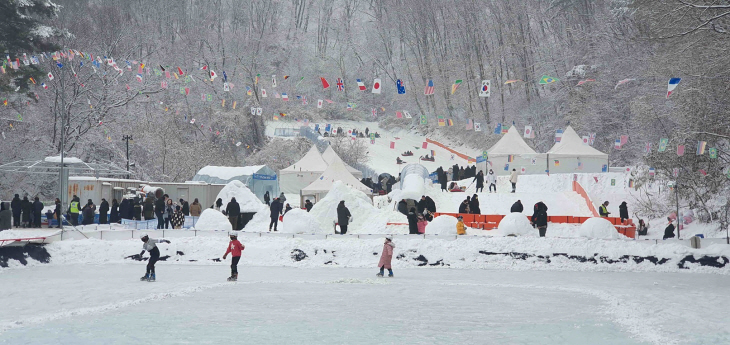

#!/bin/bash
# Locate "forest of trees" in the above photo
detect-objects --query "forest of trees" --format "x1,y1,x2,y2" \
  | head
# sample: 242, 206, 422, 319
0, 0, 728, 220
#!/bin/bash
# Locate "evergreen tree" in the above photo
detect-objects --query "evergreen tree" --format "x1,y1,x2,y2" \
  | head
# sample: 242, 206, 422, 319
0, 0, 63, 95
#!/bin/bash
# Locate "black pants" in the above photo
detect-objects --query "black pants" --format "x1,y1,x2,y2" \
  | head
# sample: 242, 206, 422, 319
34, 216, 41, 228
476, 185, 484, 193
231, 256, 240, 275
146, 247, 160, 275
70, 213, 79, 226
511, 182, 516, 192
13, 212, 20, 227
489, 184, 496, 192
340, 224, 348, 234
229, 216, 239, 230
99, 213, 107, 224
269, 216, 278, 231
538, 226, 547, 237
157, 214, 164, 229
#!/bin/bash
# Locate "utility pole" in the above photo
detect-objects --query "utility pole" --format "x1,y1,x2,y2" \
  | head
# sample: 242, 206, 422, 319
123, 135, 133, 179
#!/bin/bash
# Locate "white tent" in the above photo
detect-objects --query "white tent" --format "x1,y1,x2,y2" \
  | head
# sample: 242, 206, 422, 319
321, 146, 363, 179
547, 126, 608, 173
279, 145, 329, 194
301, 160, 371, 202
478, 126, 545, 176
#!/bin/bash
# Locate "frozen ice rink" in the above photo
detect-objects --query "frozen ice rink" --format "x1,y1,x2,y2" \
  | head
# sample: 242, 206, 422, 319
2, 264, 728, 344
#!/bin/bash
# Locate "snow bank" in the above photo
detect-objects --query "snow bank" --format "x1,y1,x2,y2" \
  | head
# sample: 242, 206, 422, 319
579, 217, 624, 239
427, 216, 457, 236
309, 181, 393, 234
194, 209, 232, 231
281, 209, 324, 234
496, 213, 534, 236
216, 181, 266, 213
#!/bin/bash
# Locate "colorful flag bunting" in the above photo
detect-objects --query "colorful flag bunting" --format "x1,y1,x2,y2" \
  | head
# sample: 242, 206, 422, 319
372, 78, 381, 93
450, 79, 463, 94
282, 93, 288, 101
677, 145, 685, 156
336, 78, 344, 91
420, 114, 427, 125
709, 148, 718, 159
447, 119, 453, 126
404, 111, 412, 119
479, 80, 490, 97
576, 79, 595, 86
524, 126, 533, 138
614, 78, 636, 89
658, 138, 668, 152
539, 75, 559, 84
396, 111, 403, 119
396, 79, 406, 94
614, 139, 622, 149
317, 99, 323, 108
320, 77, 330, 89
555, 129, 564, 142
356, 79, 366, 91
466, 119, 473, 130
696, 141, 706, 155
667, 78, 681, 98
424, 79, 435, 95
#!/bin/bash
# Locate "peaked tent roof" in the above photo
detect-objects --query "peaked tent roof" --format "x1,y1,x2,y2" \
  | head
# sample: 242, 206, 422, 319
280, 145, 329, 173
321, 146, 362, 177
486, 126, 537, 155
547, 126, 607, 157
301, 160, 371, 194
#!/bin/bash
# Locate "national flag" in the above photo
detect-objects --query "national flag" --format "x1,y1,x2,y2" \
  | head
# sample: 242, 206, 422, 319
279, 113, 287, 117
504, 164, 510, 171
507, 155, 514, 163
283, 75, 289, 80
696, 141, 706, 155
136, 74, 143, 83
677, 145, 685, 156
673, 168, 679, 177
261, 89, 267, 97
404, 111, 412, 119
424, 79, 435, 95
438, 116, 445, 127
554, 160, 560, 167
372, 78, 381, 93
177, 67, 184, 76
255, 74, 260, 85
615, 78, 636, 89
273, 115, 279, 121
699, 169, 708, 176
450, 79, 463, 94
390, 141, 395, 149
274, 92, 280, 98
190, 118, 196, 124
372, 108, 377, 118
56, 62, 63, 69
649, 168, 655, 177
162, 81, 168, 89
356, 79, 366, 91
246, 86, 252, 96
185, 87, 190, 95
302, 96, 307, 105
589, 133, 596, 146
628, 179, 634, 188
555, 129, 564, 142
271, 75, 276, 87
320, 77, 330, 89
431, 150, 435, 157
396, 111, 403, 119
251, 107, 257, 115
420, 115, 427, 125
582, 136, 590, 145
137, 64, 144, 74
336, 78, 344, 91
539, 75, 558, 84
466, 119, 473, 130
576, 79, 595, 86
524, 126, 533, 138
645, 142, 652, 154
667, 78, 681, 98
282, 93, 288, 101
658, 138, 668, 152
165, 70, 171, 79
222, 99, 226, 108
223, 82, 229, 92
709, 148, 718, 159
479, 80, 490, 97
317, 99, 323, 108
47, 72, 54, 80
422, 142, 428, 149
614, 139, 622, 149
396, 79, 406, 94
620, 135, 628, 146
494, 123, 502, 134
41, 82, 47, 89
210, 70, 217, 81
232, 101, 237, 109
447, 119, 454, 126
325, 124, 331, 132
325, 99, 333, 104
256, 108, 263, 115
199, 65, 207, 71
504, 79, 523, 84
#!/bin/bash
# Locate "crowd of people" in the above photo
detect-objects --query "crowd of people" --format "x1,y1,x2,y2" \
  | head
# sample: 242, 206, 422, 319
318, 126, 381, 138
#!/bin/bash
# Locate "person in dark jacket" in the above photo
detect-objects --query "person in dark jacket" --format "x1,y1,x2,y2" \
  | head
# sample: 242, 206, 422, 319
119, 198, 130, 221
407, 208, 419, 234
304, 199, 314, 212
226, 197, 241, 230
110, 199, 120, 223
284, 203, 292, 215
0, 202, 11, 230
155, 195, 166, 229
133, 196, 143, 220
143, 197, 155, 220
32, 197, 44, 228
215, 198, 223, 211
336, 200, 352, 235
180, 198, 190, 216
11, 194, 21, 228
663, 218, 675, 240
54, 198, 62, 228
263, 191, 270, 206
269, 198, 283, 231
510, 200, 524, 213
599, 201, 610, 217
170, 205, 185, 229
473, 170, 485, 193
99, 198, 109, 224
397, 200, 408, 215
458, 199, 469, 214
81, 200, 96, 225
279, 193, 287, 203
21, 196, 32, 228
531, 202, 549, 237
619, 201, 629, 224
68, 195, 81, 226
469, 194, 481, 215
425, 196, 436, 213
417, 196, 428, 214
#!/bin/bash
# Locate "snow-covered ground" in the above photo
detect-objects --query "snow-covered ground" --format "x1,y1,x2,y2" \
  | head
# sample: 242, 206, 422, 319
1, 264, 729, 344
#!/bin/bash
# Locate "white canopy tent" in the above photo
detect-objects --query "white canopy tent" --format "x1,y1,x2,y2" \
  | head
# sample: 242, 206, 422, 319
477, 126, 545, 176
547, 126, 608, 173
300, 160, 371, 202
321, 146, 363, 179
279, 145, 330, 194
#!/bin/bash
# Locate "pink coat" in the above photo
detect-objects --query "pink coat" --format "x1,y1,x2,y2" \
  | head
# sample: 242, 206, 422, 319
417, 220, 427, 234
377, 242, 395, 269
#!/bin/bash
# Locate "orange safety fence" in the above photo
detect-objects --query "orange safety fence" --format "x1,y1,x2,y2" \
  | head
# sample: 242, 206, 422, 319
572, 181, 600, 217
425, 138, 476, 162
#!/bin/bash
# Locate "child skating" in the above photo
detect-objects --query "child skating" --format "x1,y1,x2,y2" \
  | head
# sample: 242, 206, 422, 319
376, 237, 395, 277
222, 231, 245, 281
139, 233, 171, 282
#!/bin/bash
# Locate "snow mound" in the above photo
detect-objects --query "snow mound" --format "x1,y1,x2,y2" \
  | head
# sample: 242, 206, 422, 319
281, 209, 324, 234
194, 209, 232, 231
309, 181, 390, 234
216, 181, 266, 213
579, 217, 623, 239
496, 213, 534, 236
427, 215, 458, 236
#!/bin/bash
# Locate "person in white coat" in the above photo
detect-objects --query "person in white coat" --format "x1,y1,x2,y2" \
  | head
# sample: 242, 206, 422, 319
487, 169, 497, 193
509, 169, 519, 193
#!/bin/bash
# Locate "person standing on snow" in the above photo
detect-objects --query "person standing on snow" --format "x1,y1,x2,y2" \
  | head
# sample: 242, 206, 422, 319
376, 237, 395, 277
170, 205, 185, 229
189, 198, 202, 217
469, 194, 481, 214
32, 197, 44, 228
263, 191, 270, 206
599, 201, 611, 217
81, 199, 96, 225
54, 198, 62, 228
139, 233, 171, 281
222, 232, 245, 281
226, 197, 241, 230
407, 208, 419, 234
619, 201, 629, 224
531, 202, 549, 237
214, 198, 223, 211
68, 195, 80, 226
11, 194, 21, 228
21, 196, 32, 228
337, 200, 352, 235
99, 198, 109, 224
458, 199, 470, 214
417, 214, 428, 234
456, 216, 467, 235
180, 198, 190, 216
304, 199, 314, 212
268, 198, 283, 231
487, 169, 497, 193
509, 168, 519, 193
473, 170, 485, 193
663, 218, 675, 240
110, 199, 120, 224
278, 193, 287, 204
155, 195, 166, 229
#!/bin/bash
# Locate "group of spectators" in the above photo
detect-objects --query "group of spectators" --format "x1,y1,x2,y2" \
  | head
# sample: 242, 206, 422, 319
397, 195, 437, 235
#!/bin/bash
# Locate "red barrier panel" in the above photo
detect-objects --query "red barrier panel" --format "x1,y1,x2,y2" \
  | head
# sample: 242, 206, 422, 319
572, 181, 600, 217
425, 138, 475, 162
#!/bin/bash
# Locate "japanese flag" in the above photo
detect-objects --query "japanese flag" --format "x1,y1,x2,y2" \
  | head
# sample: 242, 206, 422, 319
190, 119, 196, 124
317, 99, 323, 108
47, 72, 54, 81
210, 70, 217, 81
372, 78, 381, 94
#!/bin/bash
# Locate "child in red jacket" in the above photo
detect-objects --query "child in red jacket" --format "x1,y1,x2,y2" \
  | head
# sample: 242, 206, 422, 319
222, 231, 245, 281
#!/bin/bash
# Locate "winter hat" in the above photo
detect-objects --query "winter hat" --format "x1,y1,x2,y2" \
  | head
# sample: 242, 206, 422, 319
457, 216, 463, 220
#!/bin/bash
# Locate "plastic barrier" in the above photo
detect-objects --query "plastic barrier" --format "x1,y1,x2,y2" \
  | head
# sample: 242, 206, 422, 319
425, 139, 476, 162
572, 181, 600, 217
